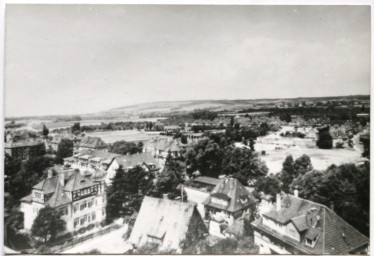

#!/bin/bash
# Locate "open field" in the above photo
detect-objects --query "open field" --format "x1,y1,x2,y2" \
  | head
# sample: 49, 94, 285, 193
86, 130, 164, 144
255, 134, 366, 174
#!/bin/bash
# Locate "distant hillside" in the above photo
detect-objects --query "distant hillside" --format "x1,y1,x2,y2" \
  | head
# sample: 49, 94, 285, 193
5, 95, 370, 121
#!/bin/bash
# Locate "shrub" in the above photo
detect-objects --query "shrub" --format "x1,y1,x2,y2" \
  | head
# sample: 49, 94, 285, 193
78, 227, 86, 234
87, 224, 95, 231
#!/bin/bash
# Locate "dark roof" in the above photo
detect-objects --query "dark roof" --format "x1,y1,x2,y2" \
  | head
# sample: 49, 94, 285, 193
114, 152, 159, 169
253, 194, 369, 254
193, 176, 220, 186
78, 137, 108, 149
46, 182, 71, 207
33, 176, 59, 194
203, 177, 255, 213
64, 170, 95, 191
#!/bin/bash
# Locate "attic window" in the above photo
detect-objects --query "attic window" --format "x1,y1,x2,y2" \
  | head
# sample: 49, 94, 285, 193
305, 234, 320, 248
80, 180, 86, 183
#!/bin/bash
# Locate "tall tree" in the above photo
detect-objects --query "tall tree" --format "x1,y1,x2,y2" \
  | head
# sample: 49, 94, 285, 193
279, 155, 295, 193
31, 206, 65, 242
317, 131, 333, 149
254, 174, 281, 201
42, 124, 49, 137
55, 139, 74, 164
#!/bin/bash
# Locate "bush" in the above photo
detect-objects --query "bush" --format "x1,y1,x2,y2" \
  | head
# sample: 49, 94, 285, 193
100, 220, 107, 227
87, 224, 95, 231
73, 231, 78, 236
78, 227, 86, 234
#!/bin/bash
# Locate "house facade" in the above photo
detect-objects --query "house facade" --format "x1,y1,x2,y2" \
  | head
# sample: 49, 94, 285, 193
203, 177, 256, 237
20, 166, 107, 235
5, 141, 45, 160
251, 193, 369, 254
74, 136, 108, 152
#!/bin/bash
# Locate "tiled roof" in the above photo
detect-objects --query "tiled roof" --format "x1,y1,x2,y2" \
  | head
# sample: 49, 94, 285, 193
33, 176, 59, 194
64, 170, 95, 191
114, 152, 159, 170
78, 137, 108, 149
129, 196, 207, 252
193, 176, 220, 186
150, 138, 182, 152
203, 177, 255, 213
253, 194, 369, 254
46, 182, 71, 207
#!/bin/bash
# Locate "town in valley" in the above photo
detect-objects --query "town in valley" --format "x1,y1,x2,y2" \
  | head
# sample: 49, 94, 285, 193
4, 96, 370, 254
3, 4, 370, 255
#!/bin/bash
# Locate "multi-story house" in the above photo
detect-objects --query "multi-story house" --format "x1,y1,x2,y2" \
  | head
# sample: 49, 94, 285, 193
251, 192, 369, 254
143, 137, 184, 168
74, 136, 108, 152
202, 177, 256, 237
106, 152, 160, 184
63, 150, 121, 178
20, 166, 107, 235
5, 141, 45, 160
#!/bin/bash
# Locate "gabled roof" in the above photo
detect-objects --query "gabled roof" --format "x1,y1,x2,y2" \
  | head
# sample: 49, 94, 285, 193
33, 176, 59, 194
193, 176, 220, 186
64, 170, 95, 191
46, 182, 71, 207
78, 136, 108, 149
203, 177, 255, 213
254, 194, 369, 254
129, 196, 207, 252
114, 152, 159, 170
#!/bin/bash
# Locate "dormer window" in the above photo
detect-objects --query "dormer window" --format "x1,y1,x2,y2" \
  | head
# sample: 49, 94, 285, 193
305, 233, 320, 247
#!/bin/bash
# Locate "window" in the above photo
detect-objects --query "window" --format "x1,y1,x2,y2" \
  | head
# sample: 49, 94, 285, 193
102, 208, 106, 216
80, 215, 87, 225
88, 199, 94, 208
74, 204, 79, 213
306, 238, 313, 246
74, 218, 79, 228
80, 201, 87, 211
60, 207, 68, 215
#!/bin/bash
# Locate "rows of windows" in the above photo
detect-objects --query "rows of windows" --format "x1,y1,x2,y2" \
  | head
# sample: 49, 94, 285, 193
74, 198, 95, 213
74, 212, 96, 228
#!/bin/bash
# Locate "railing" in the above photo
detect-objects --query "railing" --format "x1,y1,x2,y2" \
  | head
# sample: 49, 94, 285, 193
49, 223, 122, 253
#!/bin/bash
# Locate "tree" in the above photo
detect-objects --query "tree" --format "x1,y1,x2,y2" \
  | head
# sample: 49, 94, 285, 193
290, 170, 324, 201
42, 125, 49, 137
279, 113, 292, 123
254, 174, 281, 201
222, 147, 268, 185
106, 166, 154, 223
317, 131, 333, 149
71, 122, 80, 133
31, 206, 65, 242
109, 141, 142, 155
55, 139, 74, 164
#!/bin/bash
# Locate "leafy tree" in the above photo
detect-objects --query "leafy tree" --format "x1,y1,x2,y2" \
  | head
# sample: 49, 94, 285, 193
222, 147, 268, 185
254, 174, 281, 201
55, 139, 74, 164
42, 125, 49, 137
106, 166, 154, 222
185, 138, 224, 178
31, 206, 66, 242
71, 122, 80, 133
290, 170, 324, 201
279, 113, 292, 123
293, 154, 313, 175
181, 135, 188, 144
317, 131, 333, 149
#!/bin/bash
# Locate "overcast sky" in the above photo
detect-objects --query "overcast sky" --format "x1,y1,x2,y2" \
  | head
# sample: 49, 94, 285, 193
4, 5, 370, 117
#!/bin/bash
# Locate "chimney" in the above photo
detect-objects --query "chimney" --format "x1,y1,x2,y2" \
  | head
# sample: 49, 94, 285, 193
294, 189, 299, 198
276, 194, 282, 211
330, 202, 334, 212
48, 169, 53, 178
59, 172, 65, 186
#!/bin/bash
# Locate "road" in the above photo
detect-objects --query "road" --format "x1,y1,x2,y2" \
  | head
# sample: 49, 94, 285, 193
62, 223, 131, 254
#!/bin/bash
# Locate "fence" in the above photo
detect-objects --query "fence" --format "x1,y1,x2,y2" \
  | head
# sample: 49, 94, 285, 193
50, 223, 122, 253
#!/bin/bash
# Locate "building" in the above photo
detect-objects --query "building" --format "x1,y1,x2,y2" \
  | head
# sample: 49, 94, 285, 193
143, 137, 184, 168
63, 150, 121, 179
4, 141, 45, 160
129, 196, 208, 253
20, 166, 107, 235
74, 136, 108, 152
185, 176, 220, 192
106, 152, 160, 184
251, 193, 369, 254
203, 177, 256, 237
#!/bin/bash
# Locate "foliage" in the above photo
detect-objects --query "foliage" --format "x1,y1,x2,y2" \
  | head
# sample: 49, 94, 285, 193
31, 206, 66, 242
360, 135, 370, 159
279, 154, 313, 193
222, 147, 268, 185
71, 122, 80, 133
42, 124, 49, 137
5, 155, 54, 209
55, 139, 74, 164
317, 130, 333, 149
254, 174, 281, 201
279, 112, 292, 123
106, 166, 155, 222
109, 140, 143, 155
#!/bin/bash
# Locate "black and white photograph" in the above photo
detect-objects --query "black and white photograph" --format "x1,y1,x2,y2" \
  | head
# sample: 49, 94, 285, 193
2, 2, 371, 255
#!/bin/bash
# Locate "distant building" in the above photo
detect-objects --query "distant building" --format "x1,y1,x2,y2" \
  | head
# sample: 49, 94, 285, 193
20, 167, 107, 235
74, 136, 108, 152
63, 150, 121, 180
106, 152, 160, 184
143, 138, 184, 168
4, 141, 45, 160
129, 196, 208, 253
251, 193, 369, 254
203, 177, 256, 237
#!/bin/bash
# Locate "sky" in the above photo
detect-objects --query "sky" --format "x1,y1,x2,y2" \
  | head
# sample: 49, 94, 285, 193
4, 4, 371, 117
